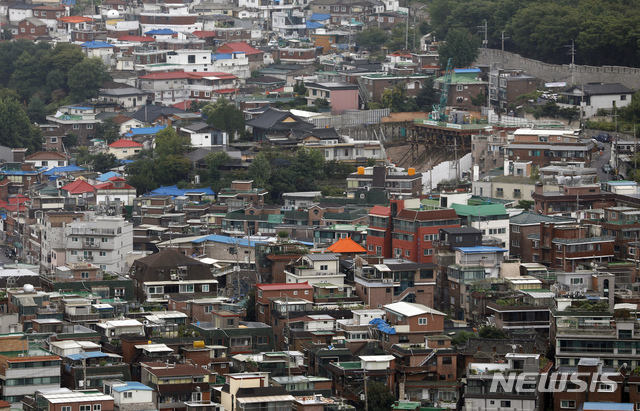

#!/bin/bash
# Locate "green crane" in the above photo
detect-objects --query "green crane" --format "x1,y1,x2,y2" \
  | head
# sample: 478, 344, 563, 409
431, 57, 453, 122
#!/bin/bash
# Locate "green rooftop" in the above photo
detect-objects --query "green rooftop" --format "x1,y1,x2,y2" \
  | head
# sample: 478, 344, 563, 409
451, 203, 508, 217
335, 361, 362, 369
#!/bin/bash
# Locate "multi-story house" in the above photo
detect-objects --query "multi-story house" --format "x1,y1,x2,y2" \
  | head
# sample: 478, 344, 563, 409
354, 257, 436, 308
435, 69, 488, 111
595, 206, 640, 260
61, 351, 130, 390
137, 71, 239, 106
390, 335, 460, 407
464, 353, 552, 411
139, 3, 201, 34
255, 282, 313, 324
94, 177, 137, 206
284, 253, 345, 286
359, 73, 431, 103
373, 302, 446, 351
508, 211, 574, 260
40, 211, 87, 275
526, 222, 615, 271
488, 68, 537, 108
103, 380, 155, 411
64, 217, 133, 274
129, 249, 218, 303
347, 166, 423, 197
470, 129, 509, 175
505, 128, 595, 175
450, 202, 509, 247
0, 334, 61, 403
305, 82, 359, 114
215, 42, 264, 70
220, 373, 294, 411
22, 389, 114, 411
324, 355, 395, 404
46, 106, 101, 146
446, 246, 508, 320
335, 308, 384, 342
179, 123, 228, 147
532, 182, 617, 217
141, 362, 211, 411
562, 83, 634, 118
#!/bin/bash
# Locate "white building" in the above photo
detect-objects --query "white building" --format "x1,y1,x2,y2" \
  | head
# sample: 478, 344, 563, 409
180, 122, 228, 147
63, 217, 133, 274
166, 49, 214, 72
562, 83, 634, 118
284, 253, 345, 286
94, 319, 145, 338
212, 52, 251, 79
104, 381, 154, 408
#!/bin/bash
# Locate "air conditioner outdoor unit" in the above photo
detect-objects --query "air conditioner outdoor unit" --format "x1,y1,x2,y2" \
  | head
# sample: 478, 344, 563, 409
164, 295, 170, 299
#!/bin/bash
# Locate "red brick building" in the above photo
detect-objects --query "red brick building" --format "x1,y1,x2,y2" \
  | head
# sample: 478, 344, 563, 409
255, 282, 313, 324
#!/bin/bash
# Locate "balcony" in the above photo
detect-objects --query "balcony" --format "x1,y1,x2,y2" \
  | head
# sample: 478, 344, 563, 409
69, 227, 117, 236
65, 313, 100, 322
84, 242, 100, 248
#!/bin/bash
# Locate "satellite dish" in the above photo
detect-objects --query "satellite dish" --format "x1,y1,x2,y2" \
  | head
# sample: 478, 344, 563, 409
106, 9, 120, 18
23, 284, 34, 293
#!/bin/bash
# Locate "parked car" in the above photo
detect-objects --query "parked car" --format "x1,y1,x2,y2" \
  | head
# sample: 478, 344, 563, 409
603, 164, 613, 173
596, 132, 612, 143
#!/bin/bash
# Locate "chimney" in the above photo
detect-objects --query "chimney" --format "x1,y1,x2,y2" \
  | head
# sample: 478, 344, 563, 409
534, 182, 543, 195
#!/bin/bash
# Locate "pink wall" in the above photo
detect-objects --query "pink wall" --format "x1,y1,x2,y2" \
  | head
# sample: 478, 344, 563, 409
330, 89, 359, 114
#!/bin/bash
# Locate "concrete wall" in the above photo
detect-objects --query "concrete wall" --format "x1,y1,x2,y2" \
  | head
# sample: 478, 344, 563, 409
477, 48, 640, 88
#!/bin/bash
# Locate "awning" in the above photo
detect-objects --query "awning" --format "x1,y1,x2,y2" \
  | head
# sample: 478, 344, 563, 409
237, 395, 294, 404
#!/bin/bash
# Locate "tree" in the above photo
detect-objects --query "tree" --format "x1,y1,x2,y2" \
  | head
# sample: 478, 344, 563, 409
415, 77, 438, 111
204, 151, 232, 187
67, 57, 111, 102
515, 200, 534, 211
125, 158, 157, 195
437, 28, 480, 69
96, 118, 121, 144
154, 155, 192, 186
248, 152, 272, 189
75, 146, 91, 166
293, 82, 307, 95
91, 152, 119, 173
27, 96, 47, 124
380, 83, 417, 112
470, 92, 487, 108
313, 98, 330, 110
355, 27, 389, 52
451, 330, 474, 346
0, 97, 41, 152
478, 325, 508, 339
154, 126, 190, 158
359, 382, 395, 411
202, 99, 245, 141
64, 132, 78, 148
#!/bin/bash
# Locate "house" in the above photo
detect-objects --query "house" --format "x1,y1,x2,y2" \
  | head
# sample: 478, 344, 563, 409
508, 212, 574, 261
103, 381, 155, 411
435, 69, 488, 111
81, 41, 116, 66
39, 124, 67, 152
562, 83, 634, 117
140, 362, 212, 411
215, 42, 264, 69
278, 47, 318, 65
63, 217, 133, 274
60, 180, 96, 207
220, 373, 294, 411
377, 302, 446, 351
22, 389, 114, 411
46, 106, 101, 146
17, 17, 49, 39
450, 202, 510, 248
284, 253, 345, 286
488, 68, 537, 108
305, 82, 359, 114
94, 176, 137, 206
24, 151, 68, 168
246, 107, 315, 142
325, 356, 396, 403
360, 73, 431, 103
347, 166, 423, 197
532, 182, 616, 218
108, 138, 144, 159
179, 122, 227, 147
128, 249, 218, 303
61, 351, 130, 390
98, 87, 152, 109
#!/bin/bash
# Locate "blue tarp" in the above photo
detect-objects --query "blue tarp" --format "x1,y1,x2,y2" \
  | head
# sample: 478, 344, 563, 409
370, 318, 396, 335
67, 351, 109, 360
124, 125, 166, 137
145, 29, 176, 35
306, 21, 324, 29
310, 13, 330, 21
453, 246, 509, 254
454, 68, 481, 73
148, 185, 216, 197
96, 171, 122, 181
43, 165, 85, 176
113, 382, 154, 392
81, 41, 114, 49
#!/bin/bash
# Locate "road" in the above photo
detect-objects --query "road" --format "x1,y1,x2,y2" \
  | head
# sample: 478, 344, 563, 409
0, 245, 18, 267
590, 140, 612, 182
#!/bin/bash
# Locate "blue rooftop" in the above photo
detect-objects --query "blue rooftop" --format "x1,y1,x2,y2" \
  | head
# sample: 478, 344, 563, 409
582, 403, 633, 411
214, 53, 232, 60
148, 185, 215, 197
145, 29, 177, 35
453, 246, 509, 254
306, 21, 324, 29
310, 13, 331, 21
43, 165, 85, 176
1, 170, 39, 175
67, 351, 109, 360
454, 68, 481, 73
97, 171, 122, 181
369, 318, 395, 335
81, 41, 115, 49
69, 106, 94, 110
112, 381, 154, 392
192, 234, 256, 247
124, 125, 166, 137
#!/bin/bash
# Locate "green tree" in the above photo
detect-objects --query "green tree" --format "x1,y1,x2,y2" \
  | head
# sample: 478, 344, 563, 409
27, 96, 47, 124
91, 152, 119, 173
415, 77, 438, 111
437, 28, 480, 69
202, 98, 245, 141
154, 126, 190, 158
478, 325, 508, 339
0, 97, 41, 152
359, 382, 395, 411
451, 330, 474, 346
96, 118, 121, 144
515, 200, 534, 211
10, 51, 43, 102
205, 151, 232, 188
293, 82, 307, 95
355, 27, 389, 52
75, 146, 91, 166
248, 152, 272, 189
67, 57, 111, 102
380, 83, 417, 112
470, 92, 487, 108
154, 155, 192, 186
313, 98, 330, 109
125, 158, 157, 195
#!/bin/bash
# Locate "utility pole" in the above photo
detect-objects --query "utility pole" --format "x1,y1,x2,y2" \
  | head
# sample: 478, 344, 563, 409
567, 39, 576, 85
405, 6, 409, 50
482, 19, 488, 48
363, 368, 368, 411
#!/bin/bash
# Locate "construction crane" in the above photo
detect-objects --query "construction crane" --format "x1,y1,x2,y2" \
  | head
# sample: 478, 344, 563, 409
431, 57, 453, 122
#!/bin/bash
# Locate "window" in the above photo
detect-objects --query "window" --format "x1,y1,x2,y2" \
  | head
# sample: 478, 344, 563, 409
87, 124, 93, 129
99, 251, 106, 257
621, 95, 627, 100
179, 284, 194, 293
73, 124, 79, 129
293, 291, 298, 295
202, 284, 209, 292
192, 392, 202, 402
496, 188, 504, 197
320, 265, 328, 270
570, 277, 583, 285
599, 383, 614, 392
512, 226, 520, 233
423, 249, 433, 256
561, 401, 576, 409
102, 237, 108, 243
500, 402, 511, 408
556, 244, 562, 251
456, 85, 463, 91
114, 288, 125, 296
405, 250, 410, 257
81, 272, 90, 279
62, 408, 71, 411
512, 240, 520, 247
80, 406, 91, 411
418, 318, 427, 325
124, 392, 133, 398
94, 405, 101, 411
442, 356, 452, 364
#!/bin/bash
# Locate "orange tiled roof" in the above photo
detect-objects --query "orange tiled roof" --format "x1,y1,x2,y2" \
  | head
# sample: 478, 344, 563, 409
327, 237, 366, 253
